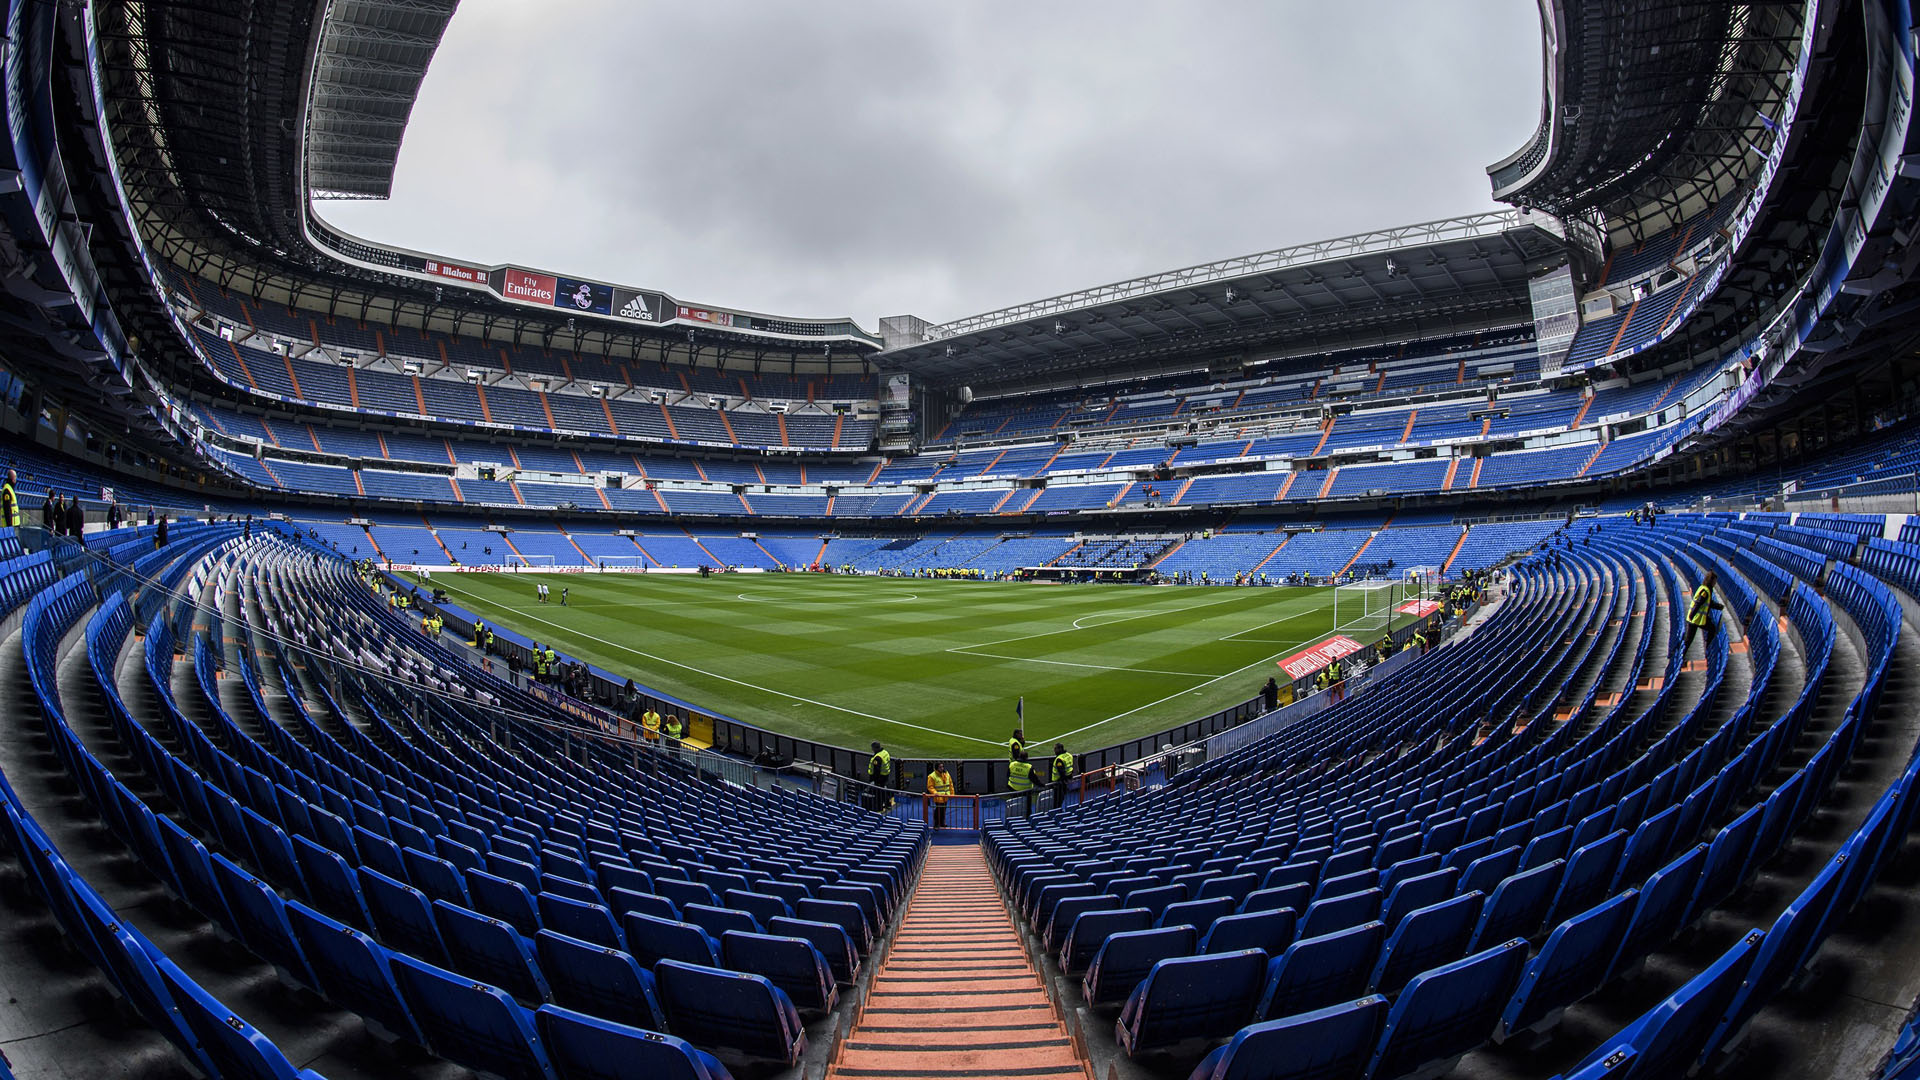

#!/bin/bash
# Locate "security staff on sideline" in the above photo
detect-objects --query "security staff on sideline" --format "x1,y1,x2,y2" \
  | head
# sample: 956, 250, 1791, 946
532, 644, 549, 683
1049, 744, 1074, 807
0, 469, 17, 529
663, 714, 684, 746
1007, 728, 1026, 762
927, 763, 954, 829
867, 742, 893, 810
640, 705, 662, 744
1683, 570, 1724, 653
543, 646, 558, 681
1007, 747, 1035, 794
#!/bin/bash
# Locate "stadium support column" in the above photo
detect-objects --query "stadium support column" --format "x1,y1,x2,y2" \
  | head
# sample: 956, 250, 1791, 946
1530, 262, 1578, 378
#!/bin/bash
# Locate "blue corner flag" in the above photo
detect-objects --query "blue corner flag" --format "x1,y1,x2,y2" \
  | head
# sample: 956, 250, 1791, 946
1016, 696, 1024, 721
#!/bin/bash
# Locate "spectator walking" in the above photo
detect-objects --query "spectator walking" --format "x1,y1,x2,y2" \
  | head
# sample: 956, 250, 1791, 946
1683, 570, 1724, 654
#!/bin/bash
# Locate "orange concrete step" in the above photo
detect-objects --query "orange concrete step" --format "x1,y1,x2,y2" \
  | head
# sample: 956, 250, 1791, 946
827, 844, 1092, 1080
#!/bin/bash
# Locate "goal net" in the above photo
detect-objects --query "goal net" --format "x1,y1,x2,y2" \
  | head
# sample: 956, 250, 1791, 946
1333, 578, 1400, 634
505, 554, 555, 570
594, 555, 650, 572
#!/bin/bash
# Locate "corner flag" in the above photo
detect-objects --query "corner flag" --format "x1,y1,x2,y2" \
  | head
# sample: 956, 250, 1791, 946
1016, 696, 1023, 721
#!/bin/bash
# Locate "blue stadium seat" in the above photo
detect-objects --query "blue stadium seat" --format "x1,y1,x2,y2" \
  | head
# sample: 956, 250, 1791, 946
1061, 907, 1155, 975
470, 869, 544, 938
1200, 908, 1296, 956
1299, 888, 1382, 939
434, 900, 550, 1003
1544, 830, 1627, 929
623, 912, 722, 969
1568, 930, 1763, 1080
1045, 894, 1120, 950
654, 960, 807, 1066
1241, 884, 1312, 916
1369, 891, 1484, 995
291, 833, 372, 929
1497, 889, 1638, 1041
607, 886, 679, 923
535, 929, 667, 1031
766, 916, 860, 986
535, 1004, 734, 1080
723, 890, 795, 929
1116, 949, 1269, 1056
1381, 868, 1458, 931
1366, 938, 1529, 1080
152, 953, 318, 1080
388, 952, 556, 1080
284, 900, 421, 1043
720, 931, 838, 1014
794, 898, 871, 954
684, 903, 759, 940
1185, 996, 1388, 1080
1160, 896, 1236, 935
1083, 925, 1199, 1006
1608, 844, 1708, 983
1256, 921, 1385, 1021
209, 854, 315, 990
358, 859, 452, 959
539, 893, 623, 951
1468, 859, 1564, 952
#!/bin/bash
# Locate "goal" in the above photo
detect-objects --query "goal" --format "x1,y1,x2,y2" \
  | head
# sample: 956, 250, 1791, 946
1333, 578, 1400, 634
594, 555, 650, 572
505, 554, 555, 570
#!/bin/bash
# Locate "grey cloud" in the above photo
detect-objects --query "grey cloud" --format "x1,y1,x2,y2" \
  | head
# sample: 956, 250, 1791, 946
321, 0, 1543, 327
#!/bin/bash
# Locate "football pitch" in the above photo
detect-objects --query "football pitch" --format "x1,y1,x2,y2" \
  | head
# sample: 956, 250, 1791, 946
426, 573, 1354, 760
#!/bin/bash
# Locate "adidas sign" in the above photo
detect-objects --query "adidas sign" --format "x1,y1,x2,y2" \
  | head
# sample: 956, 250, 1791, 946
619, 295, 653, 321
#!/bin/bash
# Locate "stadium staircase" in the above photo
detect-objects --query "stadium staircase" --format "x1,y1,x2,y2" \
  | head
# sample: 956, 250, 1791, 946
827, 844, 1092, 1080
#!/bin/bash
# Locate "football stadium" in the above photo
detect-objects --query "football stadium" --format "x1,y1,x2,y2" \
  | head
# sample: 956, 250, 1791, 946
2, 0, 1920, 1079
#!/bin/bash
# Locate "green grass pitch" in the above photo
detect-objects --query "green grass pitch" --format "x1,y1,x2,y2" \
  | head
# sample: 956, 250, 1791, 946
426, 573, 1351, 761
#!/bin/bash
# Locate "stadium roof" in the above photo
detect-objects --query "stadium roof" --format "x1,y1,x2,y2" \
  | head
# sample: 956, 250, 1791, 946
877, 211, 1569, 385
305, 0, 460, 200
1488, 0, 1811, 248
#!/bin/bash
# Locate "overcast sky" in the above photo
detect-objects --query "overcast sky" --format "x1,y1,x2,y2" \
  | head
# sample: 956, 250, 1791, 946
319, 1, 1543, 329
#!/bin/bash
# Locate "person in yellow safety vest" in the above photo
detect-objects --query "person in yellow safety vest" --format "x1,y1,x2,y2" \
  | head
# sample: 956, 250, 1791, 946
1049, 744, 1073, 807
533, 646, 549, 682
1682, 570, 1723, 654
639, 706, 662, 743
543, 647, 557, 680
663, 714, 683, 745
473, 621, 485, 648
926, 763, 953, 829
0, 469, 17, 529
867, 741, 893, 811
1007, 748, 1035, 792
1007, 728, 1026, 762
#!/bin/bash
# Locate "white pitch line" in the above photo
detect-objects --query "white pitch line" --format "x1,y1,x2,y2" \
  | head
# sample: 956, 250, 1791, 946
953, 651, 1217, 678
1037, 605, 1335, 744
949, 588, 1263, 654
435, 582, 1005, 748
734, 591, 921, 605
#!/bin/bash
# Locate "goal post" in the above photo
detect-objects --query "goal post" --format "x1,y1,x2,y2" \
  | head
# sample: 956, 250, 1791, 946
593, 555, 651, 572
1333, 578, 1398, 634
505, 554, 555, 570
